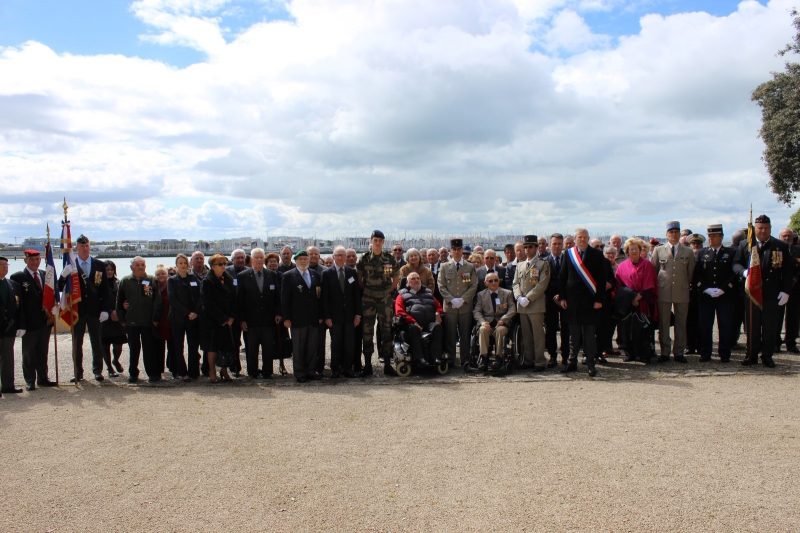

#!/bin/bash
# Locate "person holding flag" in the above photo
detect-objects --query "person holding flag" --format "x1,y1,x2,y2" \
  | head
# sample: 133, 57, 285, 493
11, 250, 57, 390
733, 214, 793, 367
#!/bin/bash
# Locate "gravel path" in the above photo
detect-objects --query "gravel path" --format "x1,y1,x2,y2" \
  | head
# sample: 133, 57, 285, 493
3, 333, 800, 532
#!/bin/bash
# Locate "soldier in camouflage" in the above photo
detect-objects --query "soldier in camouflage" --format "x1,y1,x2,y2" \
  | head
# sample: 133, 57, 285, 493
356, 230, 400, 377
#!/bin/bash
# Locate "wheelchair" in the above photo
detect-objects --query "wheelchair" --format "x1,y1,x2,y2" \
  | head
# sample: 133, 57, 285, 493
464, 317, 521, 376
392, 316, 450, 377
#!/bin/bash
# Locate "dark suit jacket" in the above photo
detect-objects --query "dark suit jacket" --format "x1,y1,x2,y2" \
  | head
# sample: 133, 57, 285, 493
0, 277, 25, 336
236, 267, 282, 327
11, 269, 49, 331
167, 273, 201, 325
733, 237, 793, 301
58, 257, 108, 317
545, 254, 566, 300
477, 264, 507, 292
281, 268, 321, 328
321, 265, 362, 325
558, 246, 607, 326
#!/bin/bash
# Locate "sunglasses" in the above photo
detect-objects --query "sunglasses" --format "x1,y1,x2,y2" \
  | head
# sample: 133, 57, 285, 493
486, 279, 500, 283
523, 244, 535, 248
393, 249, 403, 252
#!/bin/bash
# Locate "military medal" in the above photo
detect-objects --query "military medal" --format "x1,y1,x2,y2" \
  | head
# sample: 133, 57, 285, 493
530, 268, 539, 285
94, 271, 102, 285
383, 263, 393, 277
773, 251, 783, 268
316, 286, 321, 297
297, 285, 303, 293
461, 272, 471, 284
22, 282, 30, 292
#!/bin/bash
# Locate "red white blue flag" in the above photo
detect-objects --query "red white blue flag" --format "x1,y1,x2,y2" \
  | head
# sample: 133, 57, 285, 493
58, 217, 81, 326
567, 246, 597, 295
42, 225, 60, 324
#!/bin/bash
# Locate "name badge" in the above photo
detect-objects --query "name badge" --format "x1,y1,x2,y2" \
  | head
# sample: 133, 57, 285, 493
142, 280, 150, 286
270, 284, 275, 290
233, 279, 238, 286
494, 297, 500, 306
348, 277, 355, 284
190, 281, 198, 287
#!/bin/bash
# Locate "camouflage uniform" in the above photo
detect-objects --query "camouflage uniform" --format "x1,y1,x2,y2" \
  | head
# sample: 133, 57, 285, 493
357, 251, 399, 366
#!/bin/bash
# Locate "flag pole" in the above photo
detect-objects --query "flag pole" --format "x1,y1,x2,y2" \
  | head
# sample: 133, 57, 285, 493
63, 199, 79, 387
47, 224, 60, 386
747, 204, 754, 364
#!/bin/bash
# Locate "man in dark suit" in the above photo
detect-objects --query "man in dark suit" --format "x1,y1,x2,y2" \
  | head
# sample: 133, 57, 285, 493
225, 248, 249, 376
322, 246, 362, 378
0, 255, 25, 395
237, 248, 282, 379
559, 228, 606, 377
392, 244, 407, 268
346, 248, 364, 372
476, 249, 507, 292
58, 234, 109, 381
426, 248, 444, 304
733, 215, 793, 367
281, 250, 323, 383
504, 241, 524, 291
545, 233, 570, 367
776, 228, 800, 353
11, 250, 56, 390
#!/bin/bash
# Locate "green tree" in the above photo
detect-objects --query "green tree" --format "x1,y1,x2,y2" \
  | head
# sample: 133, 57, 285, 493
790, 206, 800, 231
752, 10, 800, 204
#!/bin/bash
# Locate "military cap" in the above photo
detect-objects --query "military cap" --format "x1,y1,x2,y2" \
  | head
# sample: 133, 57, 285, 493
24, 249, 41, 257
463, 244, 472, 253
76, 234, 90, 244
0, 255, 7, 262
450, 238, 463, 248
523, 235, 538, 244
688, 234, 705, 244
706, 224, 723, 235
370, 230, 385, 240
649, 238, 660, 247
293, 250, 308, 260
755, 214, 771, 224
665, 221, 681, 231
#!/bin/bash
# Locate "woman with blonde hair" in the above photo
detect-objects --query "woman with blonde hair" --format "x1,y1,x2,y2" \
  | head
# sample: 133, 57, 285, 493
398, 248, 435, 291
615, 237, 658, 364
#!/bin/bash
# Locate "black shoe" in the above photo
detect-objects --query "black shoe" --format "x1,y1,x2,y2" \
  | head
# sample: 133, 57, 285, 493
657, 355, 670, 363
762, 358, 776, 368
588, 367, 597, 377
1, 387, 22, 394
788, 346, 800, 354
94, 373, 105, 381
560, 364, 578, 374
25, 383, 35, 391
359, 367, 374, 378
383, 365, 398, 377
330, 373, 342, 379
232, 372, 241, 378
684, 347, 696, 355
37, 380, 57, 387
342, 371, 356, 378
741, 358, 756, 366
69, 376, 84, 383
547, 359, 558, 368
532, 366, 546, 373
719, 357, 730, 363
698, 357, 712, 362
148, 377, 161, 383
108, 370, 118, 378
308, 373, 323, 381
673, 355, 688, 364
296, 377, 308, 383
128, 376, 139, 383
113, 360, 124, 373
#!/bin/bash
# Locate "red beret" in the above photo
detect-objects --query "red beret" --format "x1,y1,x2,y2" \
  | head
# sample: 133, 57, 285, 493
24, 249, 41, 258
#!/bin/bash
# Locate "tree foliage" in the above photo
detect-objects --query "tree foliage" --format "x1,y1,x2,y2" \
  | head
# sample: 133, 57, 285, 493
752, 10, 800, 205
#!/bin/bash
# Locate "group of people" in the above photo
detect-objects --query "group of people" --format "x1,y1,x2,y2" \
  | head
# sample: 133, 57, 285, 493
0, 214, 795, 394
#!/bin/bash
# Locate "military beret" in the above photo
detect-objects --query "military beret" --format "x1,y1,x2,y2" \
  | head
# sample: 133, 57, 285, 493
0, 255, 7, 262
24, 249, 41, 257
293, 250, 308, 260
689, 234, 705, 244
371, 230, 385, 240
649, 238, 660, 246
665, 221, 681, 231
450, 238, 463, 248
76, 234, 90, 244
755, 214, 771, 224
706, 224, 723, 235
463, 245, 472, 253
523, 234, 538, 244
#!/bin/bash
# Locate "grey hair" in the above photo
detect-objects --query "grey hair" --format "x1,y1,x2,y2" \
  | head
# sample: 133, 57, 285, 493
250, 248, 265, 256
333, 245, 346, 254
230, 249, 246, 259
406, 248, 420, 259
574, 228, 589, 237
130, 256, 145, 265
603, 245, 619, 255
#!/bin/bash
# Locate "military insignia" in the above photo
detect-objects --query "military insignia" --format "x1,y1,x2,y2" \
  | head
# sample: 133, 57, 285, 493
94, 271, 102, 285
773, 251, 783, 268
461, 272, 471, 284
382, 263, 393, 277
22, 282, 30, 292
316, 286, 321, 297
15, 295, 19, 307
142, 284, 152, 297
297, 285, 303, 293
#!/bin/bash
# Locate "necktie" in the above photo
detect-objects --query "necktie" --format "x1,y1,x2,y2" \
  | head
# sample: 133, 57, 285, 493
672, 246, 677, 258
580, 250, 585, 261
338, 267, 345, 292
303, 271, 311, 288
256, 270, 263, 292
456, 262, 460, 272
487, 269, 494, 274
34, 271, 42, 291
709, 248, 716, 262
491, 292, 497, 314
556, 257, 560, 269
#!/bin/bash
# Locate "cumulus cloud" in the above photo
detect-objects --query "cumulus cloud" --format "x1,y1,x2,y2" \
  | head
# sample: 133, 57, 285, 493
0, 0, 796, 242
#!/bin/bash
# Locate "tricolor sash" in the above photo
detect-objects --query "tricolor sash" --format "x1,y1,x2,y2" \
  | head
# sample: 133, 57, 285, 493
567, 247, 597, 295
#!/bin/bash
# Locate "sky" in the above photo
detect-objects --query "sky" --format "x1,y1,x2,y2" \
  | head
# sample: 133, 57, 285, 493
0, 0, 796, 242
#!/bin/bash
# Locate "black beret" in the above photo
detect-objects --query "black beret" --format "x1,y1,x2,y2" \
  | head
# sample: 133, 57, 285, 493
755, 214, 771, 224
371, 230, 385, 240
76, 234, 90, 244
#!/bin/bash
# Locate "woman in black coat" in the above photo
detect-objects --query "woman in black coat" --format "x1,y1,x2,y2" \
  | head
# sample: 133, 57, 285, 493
201, 254, 237, 383
168, 254, 201, 380
101, 260, 127, 376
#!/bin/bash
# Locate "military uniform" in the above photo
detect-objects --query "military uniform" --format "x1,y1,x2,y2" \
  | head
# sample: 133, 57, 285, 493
356, 231, 399, 374
692, 225, 737, 362
437, 239, 479, 364
650, 221, 696, 362
776, 243, 800, 352
512, 236, 550, 369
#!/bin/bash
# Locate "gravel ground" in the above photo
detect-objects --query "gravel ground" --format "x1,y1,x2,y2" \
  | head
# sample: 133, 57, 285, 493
3, 334, 800, 532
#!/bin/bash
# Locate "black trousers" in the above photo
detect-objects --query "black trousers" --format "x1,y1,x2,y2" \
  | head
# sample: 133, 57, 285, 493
0, 336, 16, 390
246, 325, 275, 377
731, 290, 745, 346
73, 314, 103, 376
596, 310, 616, 355
699, 298, 733, 360
545, 299, 569, 361
406, 322, 443, 363
21, 327, 51, 384
126, 325, 159, 379
291, 325, 318, 380
568, 323, 597, 368
314, 325, 327, 374
329, 320, 355, 374
172, 320, 200, 378
744, 299, 780, 362
153, 338, 175, 376
776, 290, 800, 348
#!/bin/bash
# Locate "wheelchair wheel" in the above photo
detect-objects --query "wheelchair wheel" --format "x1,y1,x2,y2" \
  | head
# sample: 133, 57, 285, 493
511, 324, 526, 369
396, 361, 412, 377
436, 362, 449, 375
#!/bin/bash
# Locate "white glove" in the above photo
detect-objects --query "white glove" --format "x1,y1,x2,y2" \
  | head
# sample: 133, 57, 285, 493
778, 292, 790, 306
450, 298, 464, 309
712, 289, 724, 298
51, 305, 60, 316
60, 264, 74, 277
99, 312, 109, 323
742, 268, 748, 279
15, 329, 25, 338
518, 296, 530, 308
703, 288, 716, 296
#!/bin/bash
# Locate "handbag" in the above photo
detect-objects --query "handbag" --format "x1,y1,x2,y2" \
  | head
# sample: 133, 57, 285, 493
215, 325, 237, 368
275, 323, 293, 359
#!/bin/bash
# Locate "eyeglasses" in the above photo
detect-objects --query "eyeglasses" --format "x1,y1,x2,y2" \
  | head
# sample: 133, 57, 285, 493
486, 279, 500, 283
211, 263, 226, 268
523, 244, 535, 248
393, 249, 403, 252
593, 244, 604, 249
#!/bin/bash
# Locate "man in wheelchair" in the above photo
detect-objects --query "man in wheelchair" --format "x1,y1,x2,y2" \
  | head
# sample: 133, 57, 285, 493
469, 272, 517, 372
394, 272, 444, 367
